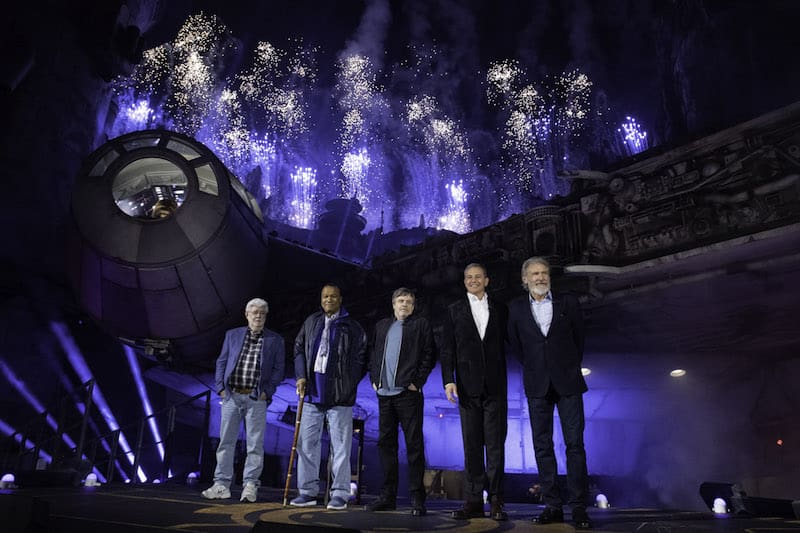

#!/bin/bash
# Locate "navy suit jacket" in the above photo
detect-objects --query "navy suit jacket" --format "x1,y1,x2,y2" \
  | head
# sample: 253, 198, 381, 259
507, 293, 587, 398
215, 326, 285, 401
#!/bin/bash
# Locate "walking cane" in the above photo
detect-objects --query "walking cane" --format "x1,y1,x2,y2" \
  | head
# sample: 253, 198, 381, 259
283, 383, 306, 506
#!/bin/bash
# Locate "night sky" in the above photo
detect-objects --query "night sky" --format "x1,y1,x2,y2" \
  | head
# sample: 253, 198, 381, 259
102, 0, 800, 233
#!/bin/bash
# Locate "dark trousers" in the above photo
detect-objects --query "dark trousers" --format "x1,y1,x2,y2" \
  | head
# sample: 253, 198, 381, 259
458, 393, 507, 502
528, 386, 588, 509
377, 390, 425, 501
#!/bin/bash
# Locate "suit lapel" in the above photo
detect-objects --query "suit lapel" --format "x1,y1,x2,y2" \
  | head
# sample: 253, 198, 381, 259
550, 294, 561, 331
460, 297, 481, 340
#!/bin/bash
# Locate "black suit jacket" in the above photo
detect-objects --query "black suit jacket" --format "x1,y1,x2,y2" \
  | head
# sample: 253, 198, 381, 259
507, 292, 587, 398
440, 295, 508, 397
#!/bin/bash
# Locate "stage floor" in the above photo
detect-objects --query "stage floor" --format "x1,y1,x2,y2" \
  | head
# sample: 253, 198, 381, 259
3, 484, 799, 532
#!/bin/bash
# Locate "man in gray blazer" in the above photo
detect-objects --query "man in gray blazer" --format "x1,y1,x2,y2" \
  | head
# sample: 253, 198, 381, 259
507, 257, 592, 529
202, 298, 285, 503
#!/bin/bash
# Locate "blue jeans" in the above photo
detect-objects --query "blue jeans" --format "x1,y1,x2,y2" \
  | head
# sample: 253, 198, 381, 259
296, 403, 353, 500
213, 392, 267, 487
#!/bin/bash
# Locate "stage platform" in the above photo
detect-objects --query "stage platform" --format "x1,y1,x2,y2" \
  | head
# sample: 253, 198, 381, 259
2, 484, 799, 532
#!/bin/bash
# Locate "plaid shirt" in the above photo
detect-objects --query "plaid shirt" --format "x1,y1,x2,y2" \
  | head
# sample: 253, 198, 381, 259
228, 329, 263, 390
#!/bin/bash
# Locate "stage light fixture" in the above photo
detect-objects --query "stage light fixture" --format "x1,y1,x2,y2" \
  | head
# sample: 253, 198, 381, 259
596, 493, 609, 508
670, 369, 686, 377
0, 473, 15, 489
713, 497, 728, 514
581, 367, 591, 376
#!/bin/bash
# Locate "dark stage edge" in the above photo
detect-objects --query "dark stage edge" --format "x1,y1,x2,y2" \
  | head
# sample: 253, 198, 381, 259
2, 485, 799, 532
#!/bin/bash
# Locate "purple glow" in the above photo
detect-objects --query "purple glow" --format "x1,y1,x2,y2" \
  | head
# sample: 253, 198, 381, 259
124, 346, 171, 477
288, 166, 318, 228
50, 322, 145, 482
103, 14, 627, 238
0, 361, 108, 482
0, 416, 53, 464
0, 360, 77, 449
438, 180, 470, 233
617, 116, 648, 155
340, 148, 371, 203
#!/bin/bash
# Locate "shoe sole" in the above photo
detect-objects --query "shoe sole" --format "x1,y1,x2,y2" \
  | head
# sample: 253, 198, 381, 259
326, 505, 347, 510
289, 501, 317, 507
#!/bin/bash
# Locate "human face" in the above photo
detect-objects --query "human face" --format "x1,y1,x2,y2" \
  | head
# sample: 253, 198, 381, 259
320, 286, 342, 316
523, 263, 551, 299
245, 305, 267, 332
392, 294, 415, 321
464, 266, 489, 298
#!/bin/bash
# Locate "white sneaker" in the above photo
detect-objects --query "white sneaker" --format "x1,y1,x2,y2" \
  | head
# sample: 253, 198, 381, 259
240, 482, 257, 503
201, 483, 231, 499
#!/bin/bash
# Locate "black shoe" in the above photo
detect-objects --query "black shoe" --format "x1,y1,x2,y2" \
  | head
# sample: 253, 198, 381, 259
450, 501, 484, 519
365, 496, 396, 512
411, 499, 427, 516
572, 507, 593, 529
532, 506, 564, 524
490, 499, 508, 521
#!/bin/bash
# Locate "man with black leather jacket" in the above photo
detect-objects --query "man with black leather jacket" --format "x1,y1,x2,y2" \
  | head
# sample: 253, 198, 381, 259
290, 284, 367, 511
364, 288, 436, 516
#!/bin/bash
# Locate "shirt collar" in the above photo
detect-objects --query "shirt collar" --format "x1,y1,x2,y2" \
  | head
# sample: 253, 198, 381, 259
248, 328, 264, 338
467, 292, 488, 303
529, 291, 553, 304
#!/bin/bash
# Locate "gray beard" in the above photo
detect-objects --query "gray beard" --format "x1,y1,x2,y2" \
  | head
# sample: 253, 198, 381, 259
531, 285, 550, 296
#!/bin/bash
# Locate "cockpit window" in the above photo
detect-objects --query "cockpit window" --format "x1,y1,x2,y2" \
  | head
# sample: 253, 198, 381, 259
112, 157, 187, 219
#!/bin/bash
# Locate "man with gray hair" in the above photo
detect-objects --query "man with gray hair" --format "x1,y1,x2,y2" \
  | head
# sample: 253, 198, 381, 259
202, 298, 285, 503
507, 257, 592, 529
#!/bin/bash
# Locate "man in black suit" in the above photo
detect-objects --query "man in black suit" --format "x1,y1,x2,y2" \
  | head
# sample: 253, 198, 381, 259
507, 257, 592, 529
441, 263, 509, 521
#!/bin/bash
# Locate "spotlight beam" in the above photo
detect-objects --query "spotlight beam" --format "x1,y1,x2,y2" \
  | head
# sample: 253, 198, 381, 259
50, 322, 147, 482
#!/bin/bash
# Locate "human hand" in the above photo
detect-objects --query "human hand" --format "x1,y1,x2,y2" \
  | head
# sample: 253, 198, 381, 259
296, 378, 307, 397
444, 383, 458, 403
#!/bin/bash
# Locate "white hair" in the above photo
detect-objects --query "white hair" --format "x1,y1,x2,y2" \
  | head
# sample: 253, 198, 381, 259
246, 298, 269, 313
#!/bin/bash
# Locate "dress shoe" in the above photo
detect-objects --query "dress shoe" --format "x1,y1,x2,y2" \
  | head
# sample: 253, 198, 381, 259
490, 499, 508, 521
365, 496, 396, 511
572, 507, 593, 529
450, 501, 484, 519
532, 506, 564, 524
411, 498, 427, 516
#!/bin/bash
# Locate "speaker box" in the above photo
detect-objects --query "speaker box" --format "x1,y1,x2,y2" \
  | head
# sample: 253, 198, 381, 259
251, 521, 361, 532
0, 493, 50, 533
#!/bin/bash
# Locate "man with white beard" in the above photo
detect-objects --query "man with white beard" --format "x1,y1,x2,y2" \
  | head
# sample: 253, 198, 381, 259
507, 257, 592, 530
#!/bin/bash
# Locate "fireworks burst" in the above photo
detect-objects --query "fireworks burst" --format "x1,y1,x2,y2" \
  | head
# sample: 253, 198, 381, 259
289, 167, 318, 229
617, 116, 649, 155
491, 65, 593, 201
103, 12, 624, 241
438, 180, 470, 233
